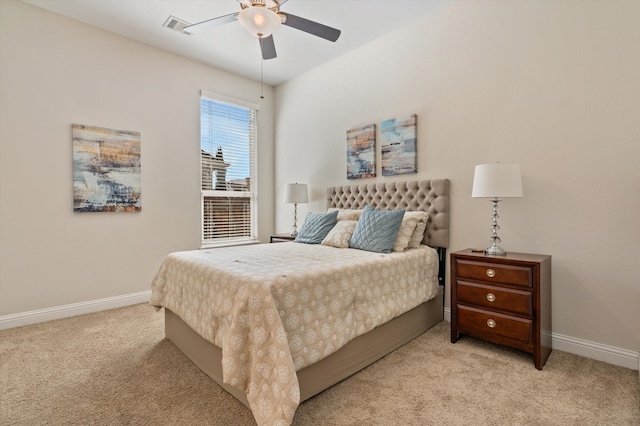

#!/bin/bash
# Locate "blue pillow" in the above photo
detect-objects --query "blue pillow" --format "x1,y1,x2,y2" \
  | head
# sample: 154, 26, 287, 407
294, 210, 339, 244
349, 205, 405, 253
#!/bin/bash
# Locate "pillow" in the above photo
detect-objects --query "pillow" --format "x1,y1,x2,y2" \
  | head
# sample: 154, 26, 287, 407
392, 215, 420, 252
327, 208, 363, 221
321, 220, 358, 248
349, 205, 405, 253
407, 212, 429, 248
294, 210, 339, 244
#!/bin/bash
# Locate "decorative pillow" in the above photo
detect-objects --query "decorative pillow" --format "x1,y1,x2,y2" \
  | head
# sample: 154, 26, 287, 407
327, 208, 363, 221
349, 205, 405, 253
321, 220, 358, 248
407, 212, 429, 248
392, 215, 420, 252
294, 210, 339, 244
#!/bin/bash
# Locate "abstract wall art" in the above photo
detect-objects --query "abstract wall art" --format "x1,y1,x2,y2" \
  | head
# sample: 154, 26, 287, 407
346, 123, 376, 180
72, 124, 141, 212
381, 114, 417, 176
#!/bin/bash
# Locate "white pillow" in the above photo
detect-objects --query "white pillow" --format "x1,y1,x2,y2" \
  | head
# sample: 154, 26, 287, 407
327, 208, 362, 221
392, 215, 420, 252
321, 220, 358, 248
407, 212, 429, 248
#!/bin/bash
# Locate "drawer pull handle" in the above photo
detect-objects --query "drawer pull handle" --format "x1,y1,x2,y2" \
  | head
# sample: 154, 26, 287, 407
486, 293, 496, 302
486, 268, 496, 278
487, 319, 496, 328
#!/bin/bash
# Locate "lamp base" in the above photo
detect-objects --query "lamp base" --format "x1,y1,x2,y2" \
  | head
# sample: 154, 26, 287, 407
290, 203, 299, 238
485, 198, 507, 256
485, 244, 507, 256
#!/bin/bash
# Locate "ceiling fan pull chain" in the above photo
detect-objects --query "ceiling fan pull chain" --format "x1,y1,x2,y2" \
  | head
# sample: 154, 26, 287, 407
260, 57, 265, 99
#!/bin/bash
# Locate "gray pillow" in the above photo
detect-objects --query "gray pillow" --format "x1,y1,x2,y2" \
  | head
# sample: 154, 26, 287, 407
294, 210, 339, 244
349, 205, 405, 253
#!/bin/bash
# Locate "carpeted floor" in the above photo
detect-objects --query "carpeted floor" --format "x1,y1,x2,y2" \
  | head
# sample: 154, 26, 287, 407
1, 303, 638, 425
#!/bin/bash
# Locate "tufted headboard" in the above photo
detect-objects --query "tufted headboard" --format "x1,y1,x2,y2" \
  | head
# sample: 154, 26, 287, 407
326, 179, 450, 248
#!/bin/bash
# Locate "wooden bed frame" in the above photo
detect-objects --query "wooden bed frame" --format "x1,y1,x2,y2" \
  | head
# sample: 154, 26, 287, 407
164, 179, 450, 408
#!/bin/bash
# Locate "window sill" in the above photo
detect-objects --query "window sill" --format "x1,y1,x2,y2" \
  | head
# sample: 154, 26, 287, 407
200, 239, 260, 250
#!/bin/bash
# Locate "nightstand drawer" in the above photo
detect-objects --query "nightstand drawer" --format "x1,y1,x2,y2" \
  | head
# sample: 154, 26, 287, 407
456, 280, 533, 316
455, 259, 532, 288
457, 305, 532, 344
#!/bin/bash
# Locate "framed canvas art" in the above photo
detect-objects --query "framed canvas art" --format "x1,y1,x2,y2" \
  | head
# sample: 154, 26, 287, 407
347, 124, 376, 180
72, 124, 141, 212
381, 114, 417, 176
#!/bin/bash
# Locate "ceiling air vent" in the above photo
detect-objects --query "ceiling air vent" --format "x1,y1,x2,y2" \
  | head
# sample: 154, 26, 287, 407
163, 16, 193, 35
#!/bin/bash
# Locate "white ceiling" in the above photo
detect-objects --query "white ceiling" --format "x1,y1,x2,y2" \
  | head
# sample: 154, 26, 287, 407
21, 0, 449, 86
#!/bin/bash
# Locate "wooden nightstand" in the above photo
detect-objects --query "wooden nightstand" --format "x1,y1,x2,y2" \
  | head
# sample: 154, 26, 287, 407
450, 249, 552, 370
269, 234, 296, 243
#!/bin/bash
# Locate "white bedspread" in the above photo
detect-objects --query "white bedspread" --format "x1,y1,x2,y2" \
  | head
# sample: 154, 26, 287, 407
150, 242, 439, 426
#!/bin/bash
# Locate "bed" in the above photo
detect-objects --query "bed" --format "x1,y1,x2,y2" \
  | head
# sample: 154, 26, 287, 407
150, 179, 449, 426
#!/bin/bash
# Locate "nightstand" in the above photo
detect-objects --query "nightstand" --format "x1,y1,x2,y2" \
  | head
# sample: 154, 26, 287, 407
450, 249, 552, 370
269, 234, 296, 243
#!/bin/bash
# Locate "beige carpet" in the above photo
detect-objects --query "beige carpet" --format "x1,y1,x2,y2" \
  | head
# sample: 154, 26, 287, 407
1, 304, 638, 425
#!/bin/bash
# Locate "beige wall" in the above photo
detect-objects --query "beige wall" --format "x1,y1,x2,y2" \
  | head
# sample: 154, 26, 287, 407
274, 1, 640, 355
0, 0, 275, 315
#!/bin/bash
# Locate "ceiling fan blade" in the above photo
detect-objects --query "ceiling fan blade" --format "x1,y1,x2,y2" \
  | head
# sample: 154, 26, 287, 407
281, 13, 341, 42
184, 12, 239, 34
259, 35, 277, 60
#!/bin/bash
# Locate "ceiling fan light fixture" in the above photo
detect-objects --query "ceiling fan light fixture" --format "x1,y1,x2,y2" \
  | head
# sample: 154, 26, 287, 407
238, 6, 281, 38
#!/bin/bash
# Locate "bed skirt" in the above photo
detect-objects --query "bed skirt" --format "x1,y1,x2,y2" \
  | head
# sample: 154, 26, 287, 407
164, 286, 443, 408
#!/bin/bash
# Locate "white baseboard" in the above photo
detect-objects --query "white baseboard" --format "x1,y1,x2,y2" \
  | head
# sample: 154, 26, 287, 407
0, 290, 151, 330
444, 306, 451, 322
2, 294, 638, 372
552, 332, 639, 371
443, 307, 638, 371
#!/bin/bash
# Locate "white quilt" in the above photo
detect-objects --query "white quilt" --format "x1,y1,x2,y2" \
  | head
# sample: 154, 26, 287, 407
150, 242, 439, 426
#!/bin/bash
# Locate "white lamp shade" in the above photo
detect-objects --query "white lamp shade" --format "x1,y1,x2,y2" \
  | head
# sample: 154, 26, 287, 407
238, 6, 281, 38
284, 183, 308, 204
472, 163, 523, 198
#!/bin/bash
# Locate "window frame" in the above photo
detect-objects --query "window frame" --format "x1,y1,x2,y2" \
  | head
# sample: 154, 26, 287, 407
200, 91, 259, 248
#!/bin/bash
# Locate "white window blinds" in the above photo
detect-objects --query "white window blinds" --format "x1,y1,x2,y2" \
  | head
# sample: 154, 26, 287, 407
200, 92, 258, 246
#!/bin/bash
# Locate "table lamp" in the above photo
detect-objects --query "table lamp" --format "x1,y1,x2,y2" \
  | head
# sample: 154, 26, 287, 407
284, 183, 308, 237
472, 163, 523, 255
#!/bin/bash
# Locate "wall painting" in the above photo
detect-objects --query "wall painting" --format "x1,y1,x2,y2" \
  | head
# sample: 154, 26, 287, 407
347, 124, 376, 180
381, 114, 417, 176
72, 124, 141, 212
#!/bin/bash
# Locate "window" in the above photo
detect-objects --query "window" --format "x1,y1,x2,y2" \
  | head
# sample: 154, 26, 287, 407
200, 91, 258, 246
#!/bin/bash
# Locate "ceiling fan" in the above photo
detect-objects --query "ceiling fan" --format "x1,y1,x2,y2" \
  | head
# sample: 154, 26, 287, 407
183, 0, 341, 60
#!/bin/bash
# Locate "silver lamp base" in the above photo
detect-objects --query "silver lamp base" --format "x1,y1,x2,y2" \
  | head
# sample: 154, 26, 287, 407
485, 198, 507, 256
485, 242, 507, 256
289, 203, 299, 237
